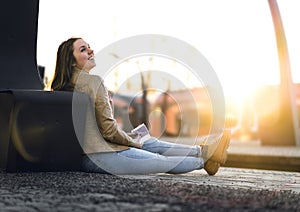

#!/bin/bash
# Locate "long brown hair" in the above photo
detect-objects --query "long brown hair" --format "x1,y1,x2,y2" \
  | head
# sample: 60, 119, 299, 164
51, 37, 81, 91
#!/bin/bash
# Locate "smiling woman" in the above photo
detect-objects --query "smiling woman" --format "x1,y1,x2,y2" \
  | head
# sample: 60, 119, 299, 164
49, 36, 232, 175
50, 38, 97, 91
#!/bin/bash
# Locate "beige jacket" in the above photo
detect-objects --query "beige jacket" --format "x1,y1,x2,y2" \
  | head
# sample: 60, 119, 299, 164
70, 68, 138, 154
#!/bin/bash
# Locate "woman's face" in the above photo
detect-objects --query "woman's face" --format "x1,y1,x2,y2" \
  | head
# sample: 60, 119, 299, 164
73, 39, 96, 71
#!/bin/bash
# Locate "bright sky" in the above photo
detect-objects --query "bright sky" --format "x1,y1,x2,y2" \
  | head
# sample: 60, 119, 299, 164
37, 0, 300, 100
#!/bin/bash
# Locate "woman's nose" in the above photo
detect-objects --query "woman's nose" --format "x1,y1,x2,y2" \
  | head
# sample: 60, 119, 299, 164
88, 48, 94, 54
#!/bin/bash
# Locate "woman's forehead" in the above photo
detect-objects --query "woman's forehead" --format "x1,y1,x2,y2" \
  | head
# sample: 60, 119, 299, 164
74, 39, 88, 48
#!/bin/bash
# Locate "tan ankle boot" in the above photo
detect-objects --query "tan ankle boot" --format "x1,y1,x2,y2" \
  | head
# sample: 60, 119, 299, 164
202, 129, 231, 175
209, 129, 231, 165
201, 130, 231, 162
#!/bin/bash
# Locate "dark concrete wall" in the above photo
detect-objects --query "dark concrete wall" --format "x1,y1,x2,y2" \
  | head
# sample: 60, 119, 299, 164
0, 0, 43, 89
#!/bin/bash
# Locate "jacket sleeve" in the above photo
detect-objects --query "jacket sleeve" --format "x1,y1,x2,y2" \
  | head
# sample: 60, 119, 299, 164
89, 76, 140, 147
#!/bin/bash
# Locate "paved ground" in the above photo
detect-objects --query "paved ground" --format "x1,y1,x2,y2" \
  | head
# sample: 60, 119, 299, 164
0, 167, 299, 211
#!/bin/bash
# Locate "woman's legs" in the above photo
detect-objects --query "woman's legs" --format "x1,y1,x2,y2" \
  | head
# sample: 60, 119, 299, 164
142, 137, 201, 157
81, 147, 204, 175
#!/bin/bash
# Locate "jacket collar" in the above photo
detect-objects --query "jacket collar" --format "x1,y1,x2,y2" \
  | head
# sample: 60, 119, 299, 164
73, 67, 90, 75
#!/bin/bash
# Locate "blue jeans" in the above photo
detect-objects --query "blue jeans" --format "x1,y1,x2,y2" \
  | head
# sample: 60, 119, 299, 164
81, 137, 204, 175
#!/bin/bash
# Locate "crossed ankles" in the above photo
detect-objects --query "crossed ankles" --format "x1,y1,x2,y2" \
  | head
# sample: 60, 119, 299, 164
201, 129, 231, 175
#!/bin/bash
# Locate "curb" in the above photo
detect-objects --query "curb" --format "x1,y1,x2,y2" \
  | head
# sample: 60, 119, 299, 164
225, 153, 300, 172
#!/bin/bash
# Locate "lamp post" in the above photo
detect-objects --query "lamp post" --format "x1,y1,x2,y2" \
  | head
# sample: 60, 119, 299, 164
262, 0, 300, 146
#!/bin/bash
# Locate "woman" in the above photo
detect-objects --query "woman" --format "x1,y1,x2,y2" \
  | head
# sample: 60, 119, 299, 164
51, 37, 230, 175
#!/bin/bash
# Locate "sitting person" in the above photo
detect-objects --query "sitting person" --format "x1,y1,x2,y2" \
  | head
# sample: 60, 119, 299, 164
51, 37, 231, 175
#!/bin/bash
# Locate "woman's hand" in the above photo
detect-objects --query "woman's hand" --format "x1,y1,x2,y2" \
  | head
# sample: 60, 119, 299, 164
132, 136, 144, 148
127, 132, 144, 148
